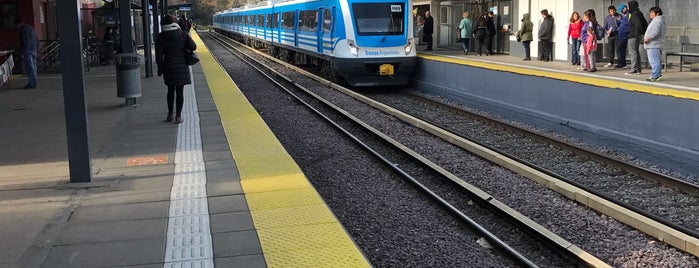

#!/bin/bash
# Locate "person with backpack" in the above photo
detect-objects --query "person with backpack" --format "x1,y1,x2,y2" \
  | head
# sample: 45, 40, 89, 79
625, 0, 648, 75
178, 15, 192, 33
538, 9, 554, 62
603, 5, 620, 67
615, 3, 630, 69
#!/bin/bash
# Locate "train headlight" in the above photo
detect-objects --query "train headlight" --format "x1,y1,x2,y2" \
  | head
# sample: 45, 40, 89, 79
347, 39, 359, 56
404, 38, 413, 55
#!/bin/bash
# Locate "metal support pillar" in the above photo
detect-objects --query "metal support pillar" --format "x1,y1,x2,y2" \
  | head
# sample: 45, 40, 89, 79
152, 0, 160, 63
56, 0, 92, 183
119, 0, 135, 54
163, 0, 168, 16
142, 0, 153, 77
118, 0, 137, 104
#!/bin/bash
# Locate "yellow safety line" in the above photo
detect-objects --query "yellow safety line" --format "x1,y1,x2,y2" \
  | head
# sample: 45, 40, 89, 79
419, 54, 699, 101
191, 31, 370, 267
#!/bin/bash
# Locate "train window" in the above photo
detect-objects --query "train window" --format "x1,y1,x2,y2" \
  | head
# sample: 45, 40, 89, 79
274, 13, 279, 28
323, 9, 332, 34
282, 12, 295, 29
352, 3, 404, 35
249, 15, 254, 25
267, 14, 273, 28
299, 10, 317, 32
258, 15, 264, 27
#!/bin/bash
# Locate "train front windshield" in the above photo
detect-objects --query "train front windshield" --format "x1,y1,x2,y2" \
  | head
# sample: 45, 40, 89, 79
352, 3, 405, 36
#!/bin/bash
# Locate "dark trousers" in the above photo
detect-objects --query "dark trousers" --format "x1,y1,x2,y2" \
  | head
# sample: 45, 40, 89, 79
540, 40, 552, 61
485, 34, 495, 54
616, 38, 628, 67
523, 41, 531, 59
476, 38, 485, 55
167, 85, 185, 116
607, 35, 618, 64
424, 34, 433, 50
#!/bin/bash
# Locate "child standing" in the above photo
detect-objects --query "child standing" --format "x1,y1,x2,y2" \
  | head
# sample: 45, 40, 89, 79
584, 26, 598, 72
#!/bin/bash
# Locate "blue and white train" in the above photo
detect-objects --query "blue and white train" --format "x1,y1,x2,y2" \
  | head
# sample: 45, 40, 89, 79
213, 0, 416, 86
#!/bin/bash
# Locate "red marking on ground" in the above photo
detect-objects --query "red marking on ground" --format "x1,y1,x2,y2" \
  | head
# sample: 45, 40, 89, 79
127, 155, 168, 166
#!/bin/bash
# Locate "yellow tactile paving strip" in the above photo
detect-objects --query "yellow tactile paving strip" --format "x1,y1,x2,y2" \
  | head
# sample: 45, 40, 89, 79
419, 54, 699, 101
192, 31, 370, 267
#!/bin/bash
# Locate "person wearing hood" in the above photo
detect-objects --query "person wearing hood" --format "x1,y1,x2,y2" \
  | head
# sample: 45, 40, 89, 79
519, 13, 534, 61
644, 7, 665, 82
615, 3, 629, 69
538, 9, 554, 62
156, 15, 197, 124
625, 0, 648, 75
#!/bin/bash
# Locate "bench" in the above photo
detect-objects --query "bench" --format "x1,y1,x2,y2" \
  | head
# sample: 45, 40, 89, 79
665, 35, 699, 72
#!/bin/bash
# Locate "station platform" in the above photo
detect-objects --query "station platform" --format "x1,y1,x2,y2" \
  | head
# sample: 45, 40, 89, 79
0, 32, 369, 267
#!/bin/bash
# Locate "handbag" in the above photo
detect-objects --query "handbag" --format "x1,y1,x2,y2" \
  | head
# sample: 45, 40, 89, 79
515, 30, 522, 42
185, 50, 199, 65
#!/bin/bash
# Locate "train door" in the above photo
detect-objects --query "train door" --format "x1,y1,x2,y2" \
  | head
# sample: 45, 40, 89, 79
321, 8, 333, 54
317, 8, 324, 53
294, 11, 299, 47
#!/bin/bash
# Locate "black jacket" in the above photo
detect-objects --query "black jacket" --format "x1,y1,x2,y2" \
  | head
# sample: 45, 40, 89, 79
424, 16, 434, 35
627, 1, 647, 38
485, 16, 496, 36
539, 16, 554, 41
156, 26, 196, 86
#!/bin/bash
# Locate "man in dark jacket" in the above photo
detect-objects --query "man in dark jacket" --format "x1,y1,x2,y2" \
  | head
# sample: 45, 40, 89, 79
538, 9, 554, 61
485, 11, 496, 55
625, 0, 647, 75
156, 15, 196, 124
615, 3, 629, 69
15, 19, 38, 89
423, 11, 434, 51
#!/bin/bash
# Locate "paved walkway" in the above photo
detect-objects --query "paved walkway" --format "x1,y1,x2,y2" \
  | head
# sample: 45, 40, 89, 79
0, 58, 263, 267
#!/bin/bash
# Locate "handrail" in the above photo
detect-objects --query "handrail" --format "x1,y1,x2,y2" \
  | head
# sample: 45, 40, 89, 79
38, 40, 60, 71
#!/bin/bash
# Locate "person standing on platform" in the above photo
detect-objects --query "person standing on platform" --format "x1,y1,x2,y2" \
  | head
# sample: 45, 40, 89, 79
519, 13, 534, 61
567, 12, 584, 65
423, 11, 434, 51
156, 15, 196, 124
485, 11, 496, 55
583, 26, 598, 72
458, 11, 472, 55
625, 0, 648, 75
644, 7, 665, 82
15, 19, 38, 89
538, 9, 554, 62
615, 3, 630, 69
473, 14, 487, 56
603, 6, 620, 67
178, 15, 192, 33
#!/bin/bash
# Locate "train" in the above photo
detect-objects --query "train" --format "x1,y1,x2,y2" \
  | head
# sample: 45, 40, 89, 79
212, 0, 416, 86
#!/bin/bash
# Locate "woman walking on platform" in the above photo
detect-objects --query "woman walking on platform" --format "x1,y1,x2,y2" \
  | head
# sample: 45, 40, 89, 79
156, 15, 197, 124
458, 11, 473, 55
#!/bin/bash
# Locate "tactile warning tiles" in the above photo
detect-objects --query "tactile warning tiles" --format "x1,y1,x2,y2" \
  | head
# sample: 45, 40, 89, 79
194, 31, 369, 267
244, 188, 325, 210
164, 70, 214, 267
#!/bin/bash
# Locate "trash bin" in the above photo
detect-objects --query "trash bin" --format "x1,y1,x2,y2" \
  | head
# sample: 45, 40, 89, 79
115, 53, 141, 98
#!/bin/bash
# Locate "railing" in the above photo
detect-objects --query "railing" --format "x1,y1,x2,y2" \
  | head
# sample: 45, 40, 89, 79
38, 40, 60, 71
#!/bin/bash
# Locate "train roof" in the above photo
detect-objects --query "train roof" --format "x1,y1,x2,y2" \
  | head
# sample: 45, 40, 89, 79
214, 0, 324, 15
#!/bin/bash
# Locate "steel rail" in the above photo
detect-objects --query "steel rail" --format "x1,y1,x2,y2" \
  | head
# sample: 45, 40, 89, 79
205, 32, 542, 268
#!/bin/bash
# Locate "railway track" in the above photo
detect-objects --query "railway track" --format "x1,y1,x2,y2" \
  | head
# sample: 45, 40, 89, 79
204, 31, 611, 267
207, 30, 699, 258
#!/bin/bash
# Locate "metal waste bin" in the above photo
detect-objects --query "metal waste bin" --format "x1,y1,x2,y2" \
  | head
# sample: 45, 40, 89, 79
115, 53, 141, 98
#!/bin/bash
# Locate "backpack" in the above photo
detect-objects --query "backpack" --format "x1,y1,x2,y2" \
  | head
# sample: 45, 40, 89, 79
594, 22, 605, 40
